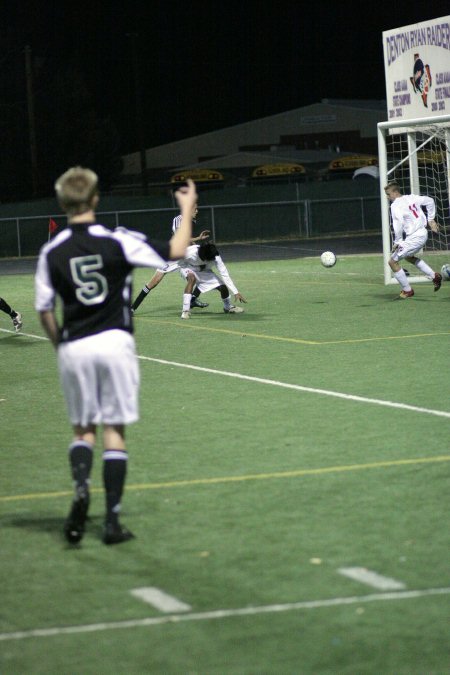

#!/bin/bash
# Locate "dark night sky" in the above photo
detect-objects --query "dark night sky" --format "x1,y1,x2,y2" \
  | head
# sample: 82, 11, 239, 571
3, 0, 450, 154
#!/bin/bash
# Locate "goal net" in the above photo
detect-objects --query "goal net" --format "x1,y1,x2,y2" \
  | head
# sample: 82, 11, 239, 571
378, 115, 450, 285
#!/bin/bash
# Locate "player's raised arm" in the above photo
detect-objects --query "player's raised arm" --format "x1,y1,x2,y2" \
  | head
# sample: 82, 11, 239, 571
169, 180, 198, 259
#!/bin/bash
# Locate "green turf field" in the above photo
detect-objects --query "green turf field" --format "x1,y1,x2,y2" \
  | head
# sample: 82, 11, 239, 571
1, 253, 449, 674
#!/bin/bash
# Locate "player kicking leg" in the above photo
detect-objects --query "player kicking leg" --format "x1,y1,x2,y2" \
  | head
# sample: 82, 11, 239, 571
0, 296, 22, 332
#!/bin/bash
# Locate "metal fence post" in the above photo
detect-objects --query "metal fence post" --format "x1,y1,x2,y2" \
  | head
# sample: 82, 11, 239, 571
304, 200, 310, 237
16, 219, 21, 257
210, 206, 216, 241
295, 183, 302, 236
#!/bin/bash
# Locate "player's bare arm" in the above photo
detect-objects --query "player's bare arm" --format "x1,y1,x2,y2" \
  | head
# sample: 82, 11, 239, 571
39, 310, 60, 348
169, 180, 197, 259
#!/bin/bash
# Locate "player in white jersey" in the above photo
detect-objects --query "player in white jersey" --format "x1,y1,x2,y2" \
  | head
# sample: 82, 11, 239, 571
178, 241, 247, 319
35, 167, 197, 545
131, 203, 210, 312
384, 182, 442, 298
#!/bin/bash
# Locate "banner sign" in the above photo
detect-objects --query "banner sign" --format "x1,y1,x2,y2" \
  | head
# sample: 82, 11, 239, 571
383, 15, 450, 121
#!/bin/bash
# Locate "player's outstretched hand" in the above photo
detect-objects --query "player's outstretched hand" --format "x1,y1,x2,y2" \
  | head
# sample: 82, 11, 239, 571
235, 292, 247, 304
428, 219, 439, 233
175, 179, 197, 212
390, 243, 399, 255
198, 230, 211, 240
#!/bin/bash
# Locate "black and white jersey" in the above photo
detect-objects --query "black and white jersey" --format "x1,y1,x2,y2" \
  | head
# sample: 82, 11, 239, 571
172, 214, 182, 233
172, 214, 195, 234
35, 223, 170, 342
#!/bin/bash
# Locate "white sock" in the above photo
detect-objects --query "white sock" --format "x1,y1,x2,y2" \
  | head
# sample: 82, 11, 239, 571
182, 294, 192, 312
223, 296, 232, 310
394, 269, 412, 291
414, 259, 434, 279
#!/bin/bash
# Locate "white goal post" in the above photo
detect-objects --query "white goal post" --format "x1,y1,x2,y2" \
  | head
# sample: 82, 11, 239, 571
378, 114, 450, 285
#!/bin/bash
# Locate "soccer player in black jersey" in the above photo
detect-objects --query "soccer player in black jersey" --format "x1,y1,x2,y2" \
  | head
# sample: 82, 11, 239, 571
35, 167, 197, 545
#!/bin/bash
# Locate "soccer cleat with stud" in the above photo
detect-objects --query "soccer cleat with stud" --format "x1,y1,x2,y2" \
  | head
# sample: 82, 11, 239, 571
12, 313, 22, 332
64, 487, 90, 544
399, 289, 414, 299
224, 305, 244, 313
103, 522, 135, 545
181, 311, 191, 319
432, 272, 442, 292
190, 298, 209, 308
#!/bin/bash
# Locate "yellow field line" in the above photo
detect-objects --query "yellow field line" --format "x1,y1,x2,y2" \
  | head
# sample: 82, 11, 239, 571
318, 332, 450, 345
2, 455, 449, 503
2, 324, 448, 347
140, 318, 320, 344
138, 318, 450, 345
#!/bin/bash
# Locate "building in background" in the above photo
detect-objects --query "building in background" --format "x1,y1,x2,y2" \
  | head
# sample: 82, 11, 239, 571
117, 99, 387, 191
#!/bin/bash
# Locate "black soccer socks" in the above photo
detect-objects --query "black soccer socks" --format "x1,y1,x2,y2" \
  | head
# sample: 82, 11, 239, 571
102, 449, 128, 526
69, 441, 93, 488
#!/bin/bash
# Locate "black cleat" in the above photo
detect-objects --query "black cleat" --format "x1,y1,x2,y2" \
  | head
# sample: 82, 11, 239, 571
103, 522, 135, 545
190, 298, 209, 308
64, 488, 90, 544
433, 272, 442, 292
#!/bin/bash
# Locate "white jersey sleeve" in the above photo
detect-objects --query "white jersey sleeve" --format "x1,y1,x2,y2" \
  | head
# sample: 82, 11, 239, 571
414, 194, 436, 221
172, 214, 182, 234
35, 244, 57, 311
113, 227, 168, 268
214, 255, 239, 295
35, 230, 72, 311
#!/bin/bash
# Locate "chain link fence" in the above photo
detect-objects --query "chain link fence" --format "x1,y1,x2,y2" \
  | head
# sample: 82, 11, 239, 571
0, 195, 380, 258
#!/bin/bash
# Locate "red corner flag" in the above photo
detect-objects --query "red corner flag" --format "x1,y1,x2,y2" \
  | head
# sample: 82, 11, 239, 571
49, 218, 59, 235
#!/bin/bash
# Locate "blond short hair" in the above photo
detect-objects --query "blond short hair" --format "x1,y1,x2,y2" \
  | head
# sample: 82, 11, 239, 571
384, 181, 402, 194
54, 167, 99, 217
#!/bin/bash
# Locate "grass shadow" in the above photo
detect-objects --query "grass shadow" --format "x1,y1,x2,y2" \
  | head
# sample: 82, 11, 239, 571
5, 513, 104, 546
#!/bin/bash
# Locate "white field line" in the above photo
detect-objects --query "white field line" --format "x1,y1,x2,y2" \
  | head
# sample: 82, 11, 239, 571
338, 567, 406, 590
0, 328, 47, 340
2, 328, 449, 419
1, 587, 449, 642
130, 588, 191, 613
139, 355, 450, 419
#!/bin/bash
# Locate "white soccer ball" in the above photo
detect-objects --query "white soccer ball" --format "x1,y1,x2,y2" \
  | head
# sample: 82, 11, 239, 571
320, 251, 337, 268
441, 263, 450, 280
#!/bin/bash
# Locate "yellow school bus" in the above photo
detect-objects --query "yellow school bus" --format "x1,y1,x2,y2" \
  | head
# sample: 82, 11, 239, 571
251, 163, 306, 178
170, 169, 224, 184
327, 155, 378, 172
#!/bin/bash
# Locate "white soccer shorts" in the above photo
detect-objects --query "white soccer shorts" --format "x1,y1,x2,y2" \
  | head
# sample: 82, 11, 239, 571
391, 228, 428, 261
57, 329, 140, 427
157, 260, 180, 274
179, 267, 222, 293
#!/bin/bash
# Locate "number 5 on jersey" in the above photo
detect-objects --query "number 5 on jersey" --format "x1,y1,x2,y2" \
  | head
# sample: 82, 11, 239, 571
70, 255, 109, 305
